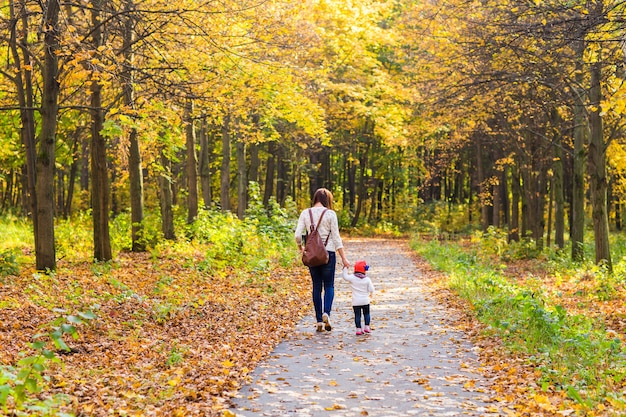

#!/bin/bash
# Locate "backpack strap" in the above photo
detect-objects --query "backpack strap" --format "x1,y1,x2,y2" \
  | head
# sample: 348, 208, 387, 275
308, 208, 330, 245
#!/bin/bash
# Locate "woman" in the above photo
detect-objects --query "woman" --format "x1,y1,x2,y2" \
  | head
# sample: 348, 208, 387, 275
295, 188, 350, 332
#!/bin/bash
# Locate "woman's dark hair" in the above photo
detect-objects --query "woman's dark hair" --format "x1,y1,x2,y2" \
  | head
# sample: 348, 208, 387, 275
312, 188, 333, 209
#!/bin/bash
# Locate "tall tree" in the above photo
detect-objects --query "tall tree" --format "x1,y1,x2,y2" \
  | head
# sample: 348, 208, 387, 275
122, 0, 145, 252
185, 98, 198, 223
34, 0, 61, 270
90, 0, 112, 262
588, 56, 612, 269
220, 114, 232, 212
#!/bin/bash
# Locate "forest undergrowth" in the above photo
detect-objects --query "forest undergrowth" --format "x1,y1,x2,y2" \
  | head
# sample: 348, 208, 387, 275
0, 195, 312, 416
411, 229, 626, 417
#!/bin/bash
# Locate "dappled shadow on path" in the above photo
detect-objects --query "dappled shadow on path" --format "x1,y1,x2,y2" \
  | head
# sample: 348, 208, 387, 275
230, 238, 498, 416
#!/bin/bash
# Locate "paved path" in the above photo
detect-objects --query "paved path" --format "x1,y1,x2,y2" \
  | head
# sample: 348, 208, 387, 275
230, 238, 496, 416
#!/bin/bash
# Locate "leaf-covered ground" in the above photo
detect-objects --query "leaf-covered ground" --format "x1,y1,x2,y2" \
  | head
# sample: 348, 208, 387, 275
3, 239, 625, 416
0, 251, 310, 416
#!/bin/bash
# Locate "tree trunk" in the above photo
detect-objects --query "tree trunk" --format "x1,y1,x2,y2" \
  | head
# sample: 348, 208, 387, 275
57, 170, 64, 215
614, 179, 622, 231
475, 137, 489, 232
348, 155, 357, 213
547, 175, 554, 248
554, 145, 565, 249
492, 172, 501, 228
34, 0, 61, 270
236, 140, 247, 219
277, 145, 287, 205
90, 0, 112, 262
198, 116, 212, 208
535, 170, 548, 251
308, 151, 320, 198
588, 60, 612, 270
159, 146, 175, 240
185, 99, 198, 223
10, 0, 39, 264
220, 114, 231, 211
81, 135, 90, 192
571, 41, 587, 262
249, 143, 259, 185
20, 166, 28, 216
510, 165, 520, 241
262, 141, 275, 206
123, 3, 145, 251
351, 145, 370, 227
64, 130, 82, 218
523, 160, 548, 251
368, 179, 381, 223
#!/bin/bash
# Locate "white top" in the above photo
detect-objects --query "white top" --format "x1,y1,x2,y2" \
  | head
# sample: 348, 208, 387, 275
294, 206, 343, 252
342, 267, 375, 306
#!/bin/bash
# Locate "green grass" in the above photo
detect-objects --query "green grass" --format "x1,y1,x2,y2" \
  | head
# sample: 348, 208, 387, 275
411, 235, 626, 412
0, 182, 300, 275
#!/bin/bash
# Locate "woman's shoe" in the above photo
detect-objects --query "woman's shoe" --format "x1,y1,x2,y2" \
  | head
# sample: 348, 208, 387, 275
316, 322, 324, 332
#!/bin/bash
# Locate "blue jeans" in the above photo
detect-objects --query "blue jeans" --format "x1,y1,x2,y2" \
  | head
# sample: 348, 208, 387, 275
353, 305, 371, 328
309, 251, 335, 323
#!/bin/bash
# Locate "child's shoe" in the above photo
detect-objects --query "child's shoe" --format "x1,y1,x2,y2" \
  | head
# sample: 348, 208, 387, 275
356, 328, 364, 335
363, 325, 371, 333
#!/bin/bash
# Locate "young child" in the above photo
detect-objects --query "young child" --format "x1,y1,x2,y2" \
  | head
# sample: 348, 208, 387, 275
342, 260, 375, 335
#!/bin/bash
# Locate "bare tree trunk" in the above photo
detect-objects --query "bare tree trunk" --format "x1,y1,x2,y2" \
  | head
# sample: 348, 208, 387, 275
554, 145, 565, 249
263, 141, 276, 206
198, 115, 212, 208
535, 171, 548, 251
81, 136, 90, 192
613, 179, 621, 231
308, 151, 320, 198
236, 140, 247, 219
185, 99, 198, 223
64, 130, 81, 218
57, 170, 64, 215
588, 60, 612, 270
220, 114, 231, 211
509, 165, 520, 241
249, 143, 259, 184
492, 172, 501, 228
475, 137, 489, 232
571, 41, 587, 262
348, 160, 357, 214
524, 162, 548, 251
351, 144, 370, 227
34, 0, 61, 270
277, 145, 287, 205
123, 1, 145, 251
368, 178, 380, 223
10, 0, 39, 263
547, 175, 554, 248
90, 0, 112, 262
159, 146, 175, 240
